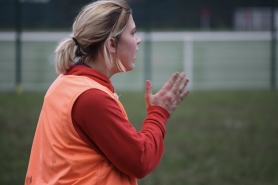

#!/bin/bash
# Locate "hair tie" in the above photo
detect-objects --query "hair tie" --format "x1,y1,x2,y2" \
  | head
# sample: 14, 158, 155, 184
72, 37, 79, 46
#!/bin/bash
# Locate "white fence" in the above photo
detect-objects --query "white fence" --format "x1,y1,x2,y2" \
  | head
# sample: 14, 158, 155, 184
0, 31, 276, 92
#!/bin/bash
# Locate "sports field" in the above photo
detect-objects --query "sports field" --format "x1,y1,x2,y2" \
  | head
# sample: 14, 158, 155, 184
0, 90, 277, 185
0, 31, 277, 184
0, 31, 277, 92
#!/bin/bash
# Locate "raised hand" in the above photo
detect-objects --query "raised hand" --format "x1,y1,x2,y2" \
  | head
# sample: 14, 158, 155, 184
145, 72, 190, 114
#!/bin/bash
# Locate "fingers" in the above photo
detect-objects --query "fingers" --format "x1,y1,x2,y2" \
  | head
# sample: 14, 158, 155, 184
177, 78, 189, 94
173, 72, 186, 94
148, 72, 189, 114
180, 89, 190, 101
171, 73, 189, 104
160, 72, 189, 97
161, 72, 179, 90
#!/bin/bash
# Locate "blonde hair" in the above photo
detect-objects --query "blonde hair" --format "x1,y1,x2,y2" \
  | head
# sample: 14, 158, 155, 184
55, 0, 132, 74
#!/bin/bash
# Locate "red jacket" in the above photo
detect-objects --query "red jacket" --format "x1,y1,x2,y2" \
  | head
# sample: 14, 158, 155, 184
68, 65, 170, 178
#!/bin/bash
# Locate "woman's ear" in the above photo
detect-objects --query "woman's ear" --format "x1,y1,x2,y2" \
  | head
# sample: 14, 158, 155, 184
106, 37, 117, 54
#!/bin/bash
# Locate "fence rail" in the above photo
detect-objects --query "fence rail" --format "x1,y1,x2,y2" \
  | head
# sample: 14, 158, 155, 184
0, 31, 277, 92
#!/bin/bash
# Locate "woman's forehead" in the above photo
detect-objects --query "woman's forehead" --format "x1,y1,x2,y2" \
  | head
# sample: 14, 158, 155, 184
127, 15, 136, 29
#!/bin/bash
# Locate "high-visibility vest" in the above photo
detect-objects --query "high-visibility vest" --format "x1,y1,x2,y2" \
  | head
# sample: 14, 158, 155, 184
25, 75, 137, 185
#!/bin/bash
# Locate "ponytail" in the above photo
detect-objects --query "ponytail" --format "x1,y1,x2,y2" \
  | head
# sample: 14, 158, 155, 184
54, 0, 132, 74
54, 38, 75, 74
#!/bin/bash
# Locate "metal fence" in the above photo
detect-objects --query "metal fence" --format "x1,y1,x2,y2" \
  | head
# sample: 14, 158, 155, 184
0, 31, 277, 92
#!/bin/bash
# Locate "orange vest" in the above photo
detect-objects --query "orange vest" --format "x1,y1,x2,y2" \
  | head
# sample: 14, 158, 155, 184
25, 75, 137, 185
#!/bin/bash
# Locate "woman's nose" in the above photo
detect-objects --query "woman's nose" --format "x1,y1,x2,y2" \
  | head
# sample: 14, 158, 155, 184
136, 35, 141, 45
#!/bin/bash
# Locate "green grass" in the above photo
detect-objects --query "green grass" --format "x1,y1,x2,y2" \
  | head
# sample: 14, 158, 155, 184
0, 90, 278, 185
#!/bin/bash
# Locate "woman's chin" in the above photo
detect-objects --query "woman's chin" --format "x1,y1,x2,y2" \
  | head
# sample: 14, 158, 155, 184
129, 63, 135, 71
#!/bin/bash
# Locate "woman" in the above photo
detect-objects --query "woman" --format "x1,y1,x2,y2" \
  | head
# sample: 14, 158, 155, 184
25, 0, 189, 184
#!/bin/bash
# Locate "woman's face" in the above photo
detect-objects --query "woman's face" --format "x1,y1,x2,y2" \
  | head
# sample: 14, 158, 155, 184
116, 15, 141, 72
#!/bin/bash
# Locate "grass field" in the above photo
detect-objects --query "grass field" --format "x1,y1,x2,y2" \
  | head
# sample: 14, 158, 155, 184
0, 90, 278, 185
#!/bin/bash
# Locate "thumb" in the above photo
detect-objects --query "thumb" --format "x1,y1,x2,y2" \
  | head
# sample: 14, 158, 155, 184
145, 80, 152, 108
145, 80, 152, 98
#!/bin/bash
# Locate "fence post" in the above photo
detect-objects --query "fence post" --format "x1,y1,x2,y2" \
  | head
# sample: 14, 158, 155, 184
270, 2, 276, 90
15, 0, 22, 94
143, 0, 152, 86
144, 32, 152, 83
183, 35, 193, 90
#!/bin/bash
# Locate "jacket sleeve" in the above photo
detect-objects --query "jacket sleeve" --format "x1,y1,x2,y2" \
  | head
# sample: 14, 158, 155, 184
71, 89, 170, 178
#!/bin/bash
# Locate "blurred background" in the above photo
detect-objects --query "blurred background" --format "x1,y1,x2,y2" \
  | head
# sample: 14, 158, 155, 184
0, 0, 278, 185
0, 0, 278, 91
